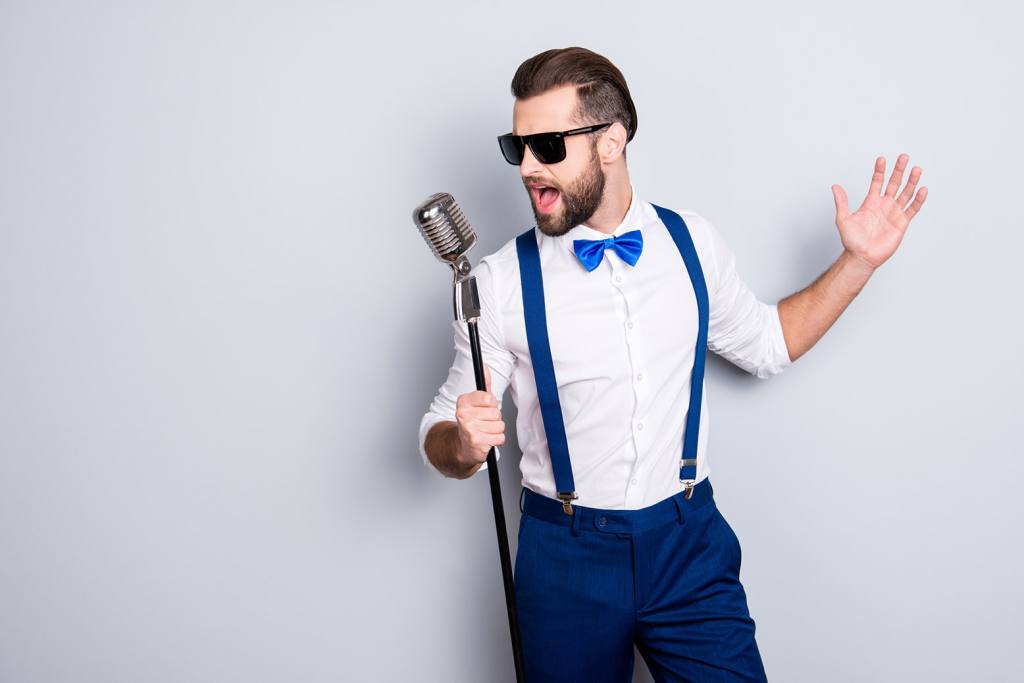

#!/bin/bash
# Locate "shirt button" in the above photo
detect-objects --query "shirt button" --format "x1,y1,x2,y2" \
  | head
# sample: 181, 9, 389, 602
626, 320, 634, 329
630, 478, 638, 485
614, 275, 623, 284
637, 422, 644, 431
636, 372, 644, 382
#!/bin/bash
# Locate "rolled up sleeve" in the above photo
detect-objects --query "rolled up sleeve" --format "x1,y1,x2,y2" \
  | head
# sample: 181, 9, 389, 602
702, 216, 792, 378
418, 258, 515, 476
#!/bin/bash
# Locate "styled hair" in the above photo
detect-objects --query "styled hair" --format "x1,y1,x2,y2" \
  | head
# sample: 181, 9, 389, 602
510, 47, 637, 144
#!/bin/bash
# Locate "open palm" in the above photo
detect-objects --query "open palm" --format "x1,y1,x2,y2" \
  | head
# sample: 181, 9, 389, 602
831, 153, 928, 269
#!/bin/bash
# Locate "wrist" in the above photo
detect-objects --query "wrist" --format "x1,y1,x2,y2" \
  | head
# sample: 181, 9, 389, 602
448, 456, 481, 479
840, 249, 878, 280
450, 432, 483, 478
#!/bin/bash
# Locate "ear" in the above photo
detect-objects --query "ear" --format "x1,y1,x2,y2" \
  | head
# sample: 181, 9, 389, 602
598, 121, 628, 164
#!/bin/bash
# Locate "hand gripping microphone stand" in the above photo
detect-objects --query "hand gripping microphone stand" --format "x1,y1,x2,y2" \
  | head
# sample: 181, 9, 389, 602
412, 192, 525, 682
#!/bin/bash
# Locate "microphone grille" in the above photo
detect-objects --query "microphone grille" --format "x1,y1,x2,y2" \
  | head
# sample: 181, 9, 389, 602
412, 192, 476, 264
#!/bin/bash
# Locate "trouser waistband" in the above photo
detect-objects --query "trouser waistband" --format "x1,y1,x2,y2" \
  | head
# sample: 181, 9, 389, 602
519, 478, 715, 536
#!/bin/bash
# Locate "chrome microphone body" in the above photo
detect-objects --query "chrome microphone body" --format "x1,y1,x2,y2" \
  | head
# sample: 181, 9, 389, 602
412, 192, 481, 323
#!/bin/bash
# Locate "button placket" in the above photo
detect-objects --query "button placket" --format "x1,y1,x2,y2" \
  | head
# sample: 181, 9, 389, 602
622, 313, 647, 505
609, 259, 625, 290
625, 319, 648, 430
619, 293, 648, 495
617, 265, 647, 406
611, 251, 647, 508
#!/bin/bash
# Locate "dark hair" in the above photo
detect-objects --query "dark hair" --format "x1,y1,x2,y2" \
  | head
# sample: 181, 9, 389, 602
511, 47, 637, 144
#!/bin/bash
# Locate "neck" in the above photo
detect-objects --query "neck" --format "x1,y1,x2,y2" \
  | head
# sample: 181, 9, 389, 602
582, 171, 632, 234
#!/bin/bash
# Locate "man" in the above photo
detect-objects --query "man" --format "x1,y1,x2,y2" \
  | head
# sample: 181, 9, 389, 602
418, 47, 927, 681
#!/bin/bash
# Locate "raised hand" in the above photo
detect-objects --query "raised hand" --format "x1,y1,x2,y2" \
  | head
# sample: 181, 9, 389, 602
831, 153, 928, 270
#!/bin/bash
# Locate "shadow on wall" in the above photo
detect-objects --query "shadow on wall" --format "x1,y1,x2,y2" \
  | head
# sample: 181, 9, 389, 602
399, 92, 533, 504
395, 118, 532, 678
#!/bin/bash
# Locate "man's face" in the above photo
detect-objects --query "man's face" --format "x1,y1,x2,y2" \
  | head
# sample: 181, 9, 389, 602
512, 84, 606, 237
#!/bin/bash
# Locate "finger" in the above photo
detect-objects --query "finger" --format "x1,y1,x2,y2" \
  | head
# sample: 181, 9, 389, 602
457, 392, 484, 410
469, 390, 496, 408
485, 430, 506, 446
904, 186, 928, 221
467, 428, 504, 451
456, 395, 495, 425
832, 184, 850, 220
473, 418, 506, 434
469, 405, 502, 421
896, 166, 922, 208
465, 435, 497, 459
884, 153, 909, 199
867, 155, 886, 198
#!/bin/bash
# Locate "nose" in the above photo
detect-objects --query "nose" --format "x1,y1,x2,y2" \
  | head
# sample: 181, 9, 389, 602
519, 144, 545, 178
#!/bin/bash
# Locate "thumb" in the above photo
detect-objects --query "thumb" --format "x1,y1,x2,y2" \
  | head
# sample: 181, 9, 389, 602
484, 363, 492, 394
832, 184, 850, 220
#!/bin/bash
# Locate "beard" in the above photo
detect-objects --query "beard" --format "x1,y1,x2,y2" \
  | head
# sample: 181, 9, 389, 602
527, 142, 606, 237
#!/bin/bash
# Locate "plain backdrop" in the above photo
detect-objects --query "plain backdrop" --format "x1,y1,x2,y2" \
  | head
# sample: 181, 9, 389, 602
1, 1, 1021, 681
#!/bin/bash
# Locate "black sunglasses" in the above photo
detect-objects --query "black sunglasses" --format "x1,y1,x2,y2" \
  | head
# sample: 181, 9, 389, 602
497, 122, 612, 165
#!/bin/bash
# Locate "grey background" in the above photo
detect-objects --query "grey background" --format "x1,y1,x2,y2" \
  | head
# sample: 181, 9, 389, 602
1, 1, 1020, 681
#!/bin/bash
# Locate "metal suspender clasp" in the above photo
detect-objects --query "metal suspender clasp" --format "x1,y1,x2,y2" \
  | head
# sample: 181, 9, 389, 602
680, 458, 697, 499
557, 491, 578, 516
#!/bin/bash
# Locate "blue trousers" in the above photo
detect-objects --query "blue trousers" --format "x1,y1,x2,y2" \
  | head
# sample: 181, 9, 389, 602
514, 479, 768, 682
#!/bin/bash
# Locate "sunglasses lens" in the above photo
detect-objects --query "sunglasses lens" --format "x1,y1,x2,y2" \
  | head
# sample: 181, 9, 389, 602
498, 136, 525, 165
529, 134, 565, 164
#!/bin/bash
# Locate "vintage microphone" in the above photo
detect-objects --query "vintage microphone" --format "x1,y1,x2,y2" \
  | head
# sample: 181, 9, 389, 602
412, 192, 525, 682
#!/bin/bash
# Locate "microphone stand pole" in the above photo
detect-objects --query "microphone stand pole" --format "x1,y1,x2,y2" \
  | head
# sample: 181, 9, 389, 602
456, 274, 525, 682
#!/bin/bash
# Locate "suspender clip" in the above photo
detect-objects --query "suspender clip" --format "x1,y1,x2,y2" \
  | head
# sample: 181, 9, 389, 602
680, 458, 697, 499
557, 491, 578, 516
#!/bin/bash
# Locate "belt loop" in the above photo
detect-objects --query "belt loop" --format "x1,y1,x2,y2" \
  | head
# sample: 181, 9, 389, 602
673, 493, 687, 525
519, 487, 526, 514
569, 506, 582, 537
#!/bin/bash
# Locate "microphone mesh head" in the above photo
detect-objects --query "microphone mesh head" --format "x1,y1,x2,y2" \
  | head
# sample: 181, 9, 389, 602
412, 192, 477, 264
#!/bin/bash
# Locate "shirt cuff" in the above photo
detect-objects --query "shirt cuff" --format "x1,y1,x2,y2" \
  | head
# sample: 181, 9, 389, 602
765, 302, 794, 375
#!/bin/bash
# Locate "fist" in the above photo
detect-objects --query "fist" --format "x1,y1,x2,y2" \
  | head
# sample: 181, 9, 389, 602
454, 365, 505, 467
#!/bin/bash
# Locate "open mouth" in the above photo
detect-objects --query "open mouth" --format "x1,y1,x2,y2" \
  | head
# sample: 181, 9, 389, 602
529, 184, 561, 213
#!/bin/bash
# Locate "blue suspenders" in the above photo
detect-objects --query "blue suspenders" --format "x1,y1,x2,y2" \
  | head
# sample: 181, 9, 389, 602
514, 203, 709, 515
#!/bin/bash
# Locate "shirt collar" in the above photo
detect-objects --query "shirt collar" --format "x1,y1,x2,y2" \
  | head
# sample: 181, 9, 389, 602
558, 182, 642, 254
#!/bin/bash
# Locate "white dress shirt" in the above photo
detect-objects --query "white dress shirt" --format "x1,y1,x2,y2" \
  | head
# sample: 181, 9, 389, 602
418, 183, 792, 510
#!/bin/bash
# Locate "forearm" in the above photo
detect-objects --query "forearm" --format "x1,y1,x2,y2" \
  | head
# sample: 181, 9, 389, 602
424, 420, 483, 480
777, 250, 876, 362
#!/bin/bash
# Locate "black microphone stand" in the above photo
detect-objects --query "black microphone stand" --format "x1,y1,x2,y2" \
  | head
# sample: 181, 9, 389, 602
457, 275, 525, 682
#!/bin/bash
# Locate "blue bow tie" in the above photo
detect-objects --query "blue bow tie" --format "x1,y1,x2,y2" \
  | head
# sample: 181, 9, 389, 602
572, 229, 644, 272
